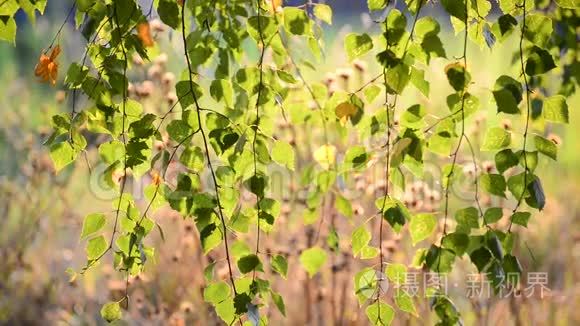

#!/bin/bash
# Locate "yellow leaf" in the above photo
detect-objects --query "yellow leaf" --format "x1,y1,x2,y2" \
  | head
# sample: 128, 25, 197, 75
313, 145, 336, 170
266, 0, 283, 14
335, 102, 357, 126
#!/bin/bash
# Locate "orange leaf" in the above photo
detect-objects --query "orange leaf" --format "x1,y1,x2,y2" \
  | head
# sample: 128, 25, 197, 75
137, 22, 154, 48
34, 45, 60, 85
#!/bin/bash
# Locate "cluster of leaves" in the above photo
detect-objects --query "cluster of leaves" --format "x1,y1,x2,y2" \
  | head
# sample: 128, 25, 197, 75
0, 0, 47, 43
2, 0, 578, 324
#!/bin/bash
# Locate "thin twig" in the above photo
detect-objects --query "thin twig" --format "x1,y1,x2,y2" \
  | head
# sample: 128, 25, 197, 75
180, 0, 238, 296
508, 0, 531, 233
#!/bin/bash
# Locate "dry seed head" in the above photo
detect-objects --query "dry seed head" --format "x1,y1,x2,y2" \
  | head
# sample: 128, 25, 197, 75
383, 240, 397, 253
501, 119, 512, 130
337, 68, 353, 80
547, 133, 562, 145
139, 80, 155, 97
324, 73, 336, 86
154, 140, 165, 151
127, 82, 135, 95
147, 64, 163, 80
180, 302, 193, 314
150, 19, 165, 32
55, 90, 66, 103
463, 164, 476, 177
482, 160, 494, 173
132, 53, 144, 66
353, 204, 365, 216
162, 72, 175, 86
355, 179, 366, 192
166, 91, 178, 106
154, 53, 168, 66
353, 59, 367, 72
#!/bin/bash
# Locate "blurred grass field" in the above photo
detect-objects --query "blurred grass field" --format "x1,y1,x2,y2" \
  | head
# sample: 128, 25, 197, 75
0, 3, 579, 325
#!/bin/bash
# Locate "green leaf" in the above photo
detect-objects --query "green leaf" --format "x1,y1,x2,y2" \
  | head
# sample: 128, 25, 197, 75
480, 174, 507, 197
299, 246, 327, 277
410, 67, 430, 97
351, 225, 371, 257
376, 197, 411, 232
445, 63, 471, 91
534, 135, 557, 160
326, 227, 339, 251
542, 95, 569, 123
425, 245, 456, 273
204, 262, 216, 282
368, 0, 388, 10
180, 146, 205, 171
400, 104, 427, 129
524, 14, 552, 48
395, 291, 417, 316
335, 194, 353, 218
455, 207, 479, 231
237, 254, 262, 274
204, 281, 231, 305
345, 33, 373, 61
200, 223, 222, 253
80, 213, 106, 240
50, 142, 76, 172
441, 232, 469, 256
100, 301, 122, 323
247, 15, 278, 42
233, 293, 251, 315
157, 0, 179, 29
495, 149, 519, 173
507, 172, 532, 199
526, 177, 546, 210
0, 16, 17, 44
409, 213, 436, 245
365, 301, 395, 326
364, 85, 381, 102
385, 63, 411, 94
271, 291, 286, 316
283, 7, 311, 35
442, 0, 467, 21
481, 127, 511, 151
470, 247, 492, 272
503, 254, 523, 284
493, 76, 522, 114
167, 119, 193, 143
525, 46, 556, 76
484, 207, 503, 224
271, 254, 288, 278
486, 232, 504, 259
344, 145, 368, 170
215, 299, 236, 324
86, 235, 108, 260
385, 263, 407, 284
354, 267, 377, 304
510, 211, 531, 227
313, 4, 332, 25
175, 80, 204, 111
210, 79, 234, 108
555, 0, 580, 8
271, 141, 295, 171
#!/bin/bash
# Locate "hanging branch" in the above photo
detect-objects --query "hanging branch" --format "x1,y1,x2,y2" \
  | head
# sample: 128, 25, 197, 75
252, 0, 266, 280
81, 3, 130, 273
508, 0, 531, 233
180, 0, 238, 295
441, 0, 469, 238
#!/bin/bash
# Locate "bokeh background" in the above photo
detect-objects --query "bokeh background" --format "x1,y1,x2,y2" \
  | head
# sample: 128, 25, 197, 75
1, 0, 579, 325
